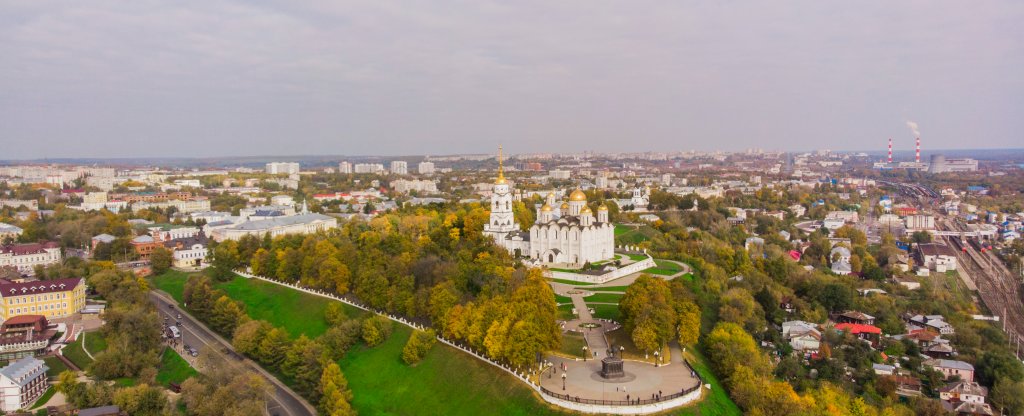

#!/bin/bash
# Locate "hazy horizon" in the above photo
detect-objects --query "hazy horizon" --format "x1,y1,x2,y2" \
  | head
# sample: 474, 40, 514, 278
2, 1, 1022, 159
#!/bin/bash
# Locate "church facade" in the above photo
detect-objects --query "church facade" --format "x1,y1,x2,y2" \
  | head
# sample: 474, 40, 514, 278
483, 152, 615, 267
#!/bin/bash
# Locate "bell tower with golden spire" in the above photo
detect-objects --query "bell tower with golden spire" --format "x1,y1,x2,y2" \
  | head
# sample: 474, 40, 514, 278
496, 145, 506, 184
484, 145, 518, 240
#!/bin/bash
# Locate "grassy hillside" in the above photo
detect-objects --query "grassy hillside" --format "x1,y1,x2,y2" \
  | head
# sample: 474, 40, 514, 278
151, 270, 728, 415
151, 272, 362, 338
339, 324, 572, 416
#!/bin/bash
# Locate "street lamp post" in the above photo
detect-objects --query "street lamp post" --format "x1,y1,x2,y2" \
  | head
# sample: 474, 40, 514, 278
619, 345, 625, 359
654, 350, 660, 367
562, 372, 567, 391
583, 346, 588, 362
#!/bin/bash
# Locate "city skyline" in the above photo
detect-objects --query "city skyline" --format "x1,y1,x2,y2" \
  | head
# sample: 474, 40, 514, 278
2, 1, 1022, 159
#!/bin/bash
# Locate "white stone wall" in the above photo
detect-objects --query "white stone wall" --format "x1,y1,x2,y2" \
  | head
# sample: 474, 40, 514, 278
547, 257, 657, 284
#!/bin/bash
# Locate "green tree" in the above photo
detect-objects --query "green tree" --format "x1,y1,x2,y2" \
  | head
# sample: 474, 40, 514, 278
991, 379, 1024, 416
978, 350, 1024, 386
257, 327, 292, 369
282, 335, 325, 399
150, 246, 173, 275
211, 240, 240, 280
320, 320, 363, 361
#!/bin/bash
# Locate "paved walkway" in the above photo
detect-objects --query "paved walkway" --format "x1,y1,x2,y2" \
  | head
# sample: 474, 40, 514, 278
569, 293, 609, 357
540, 343, 701, 403
80, 331, 96, 360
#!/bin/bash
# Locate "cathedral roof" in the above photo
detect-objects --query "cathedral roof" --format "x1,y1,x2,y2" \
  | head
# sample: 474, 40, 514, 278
569, 189, 587, 201
560, 202, 570, 210
541, 204, 553, 212
581, 206, 593, 215
598, 204, 608, 211
534, 215, 610, 229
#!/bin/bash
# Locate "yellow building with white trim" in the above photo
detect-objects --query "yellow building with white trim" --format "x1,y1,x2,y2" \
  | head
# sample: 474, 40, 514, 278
0, 278, 86, 321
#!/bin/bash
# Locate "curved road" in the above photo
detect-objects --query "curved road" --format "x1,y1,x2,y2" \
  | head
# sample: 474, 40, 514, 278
148, 291, 315, 416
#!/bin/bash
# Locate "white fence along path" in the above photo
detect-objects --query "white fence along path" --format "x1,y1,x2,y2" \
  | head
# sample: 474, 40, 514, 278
234, 270, 705, 415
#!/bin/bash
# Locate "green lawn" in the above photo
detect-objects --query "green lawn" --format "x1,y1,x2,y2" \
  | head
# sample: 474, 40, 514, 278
547, 277, 595, 286
84, 331, 108, 355
676, 349, 742, 416
152, 271, 719, 415
152, 272, 364, 339
553, 294, 572, 304
30, 387, 56, 409
557, 332, 586, 358
626, 253, 649, 261
615, 225, 658, 245
150, 269, 194, 301
585, 285, 629, 292
655, 260, 684, 273
587, 304, 621, 322
584, 292, 623, 304
339, 324, 574, 416
556, 304, 576, 320
43, 356, 68, 378
156, 348, 198, 386
642, 266, 679, 276
63, 335, 93, 370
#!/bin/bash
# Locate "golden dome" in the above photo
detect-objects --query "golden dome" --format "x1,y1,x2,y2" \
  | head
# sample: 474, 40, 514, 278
541, 204, 553, 212
495, 176, 507, 185
581, 206, 593, 215
598, 204, 608, 211
560, 202, 570, 210
569, 189, 587, 201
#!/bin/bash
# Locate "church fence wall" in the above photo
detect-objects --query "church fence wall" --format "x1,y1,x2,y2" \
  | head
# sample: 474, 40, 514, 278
546, 256, 656, 284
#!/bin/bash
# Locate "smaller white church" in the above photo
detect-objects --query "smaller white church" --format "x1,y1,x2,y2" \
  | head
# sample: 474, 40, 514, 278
483, 147, 615, 267
611, 186, 651, 211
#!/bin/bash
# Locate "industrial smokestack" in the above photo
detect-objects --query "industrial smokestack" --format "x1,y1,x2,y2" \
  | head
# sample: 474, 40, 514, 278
888, 138, 893, 163
916, 137, 921, 163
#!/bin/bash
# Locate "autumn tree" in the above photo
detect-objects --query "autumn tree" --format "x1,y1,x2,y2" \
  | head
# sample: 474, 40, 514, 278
676, 300, 701, 346
402, 328, 437, 365
319, 363, 355, 416
361, 314, 394, 347
705, 322, 770, 384
113, 384, 168, 416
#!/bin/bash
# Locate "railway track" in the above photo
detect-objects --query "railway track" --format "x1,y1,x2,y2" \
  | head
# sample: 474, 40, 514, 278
943, 229, 1024, 358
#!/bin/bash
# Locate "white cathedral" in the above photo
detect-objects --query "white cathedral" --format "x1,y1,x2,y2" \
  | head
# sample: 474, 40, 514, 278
483, 150, 615, 267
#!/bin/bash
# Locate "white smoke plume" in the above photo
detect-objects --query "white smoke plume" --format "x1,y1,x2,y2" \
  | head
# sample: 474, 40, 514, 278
906, 120, 920, 137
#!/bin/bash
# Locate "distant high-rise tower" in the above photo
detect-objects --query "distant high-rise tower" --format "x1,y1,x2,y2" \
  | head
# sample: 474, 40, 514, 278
916, 137, 921, 163
888, 138, 893, 163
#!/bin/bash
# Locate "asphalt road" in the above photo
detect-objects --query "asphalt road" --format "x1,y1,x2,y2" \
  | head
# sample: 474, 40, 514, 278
148, 291, 316, 416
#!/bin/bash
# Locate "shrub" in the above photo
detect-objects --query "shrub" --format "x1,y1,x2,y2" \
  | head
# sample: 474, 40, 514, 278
361, 315, 393, 347
402, 329, 437, 365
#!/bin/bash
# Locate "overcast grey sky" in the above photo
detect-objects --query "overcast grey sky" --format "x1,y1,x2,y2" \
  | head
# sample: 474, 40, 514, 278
1, 1, 1021, 159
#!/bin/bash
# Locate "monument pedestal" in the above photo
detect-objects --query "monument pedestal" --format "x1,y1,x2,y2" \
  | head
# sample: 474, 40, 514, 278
600, 356, 624, 379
